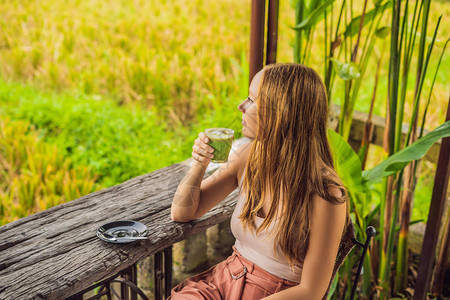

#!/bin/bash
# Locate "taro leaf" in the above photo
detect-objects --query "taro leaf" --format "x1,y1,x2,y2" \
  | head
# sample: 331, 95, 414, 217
344, 1, 390, 37
363, 121, 450, 181
330, 58, 361, 80
292, 0, 334, 31
328, 129, 366, 193
376, 26, 390, 39
328, 129, 370, 217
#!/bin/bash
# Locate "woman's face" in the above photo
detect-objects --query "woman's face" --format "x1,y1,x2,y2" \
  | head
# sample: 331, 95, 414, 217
238, 70, 263, 139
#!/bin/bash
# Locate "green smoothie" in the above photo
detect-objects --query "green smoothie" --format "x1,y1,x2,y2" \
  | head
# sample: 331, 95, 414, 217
205, 128, 234, 163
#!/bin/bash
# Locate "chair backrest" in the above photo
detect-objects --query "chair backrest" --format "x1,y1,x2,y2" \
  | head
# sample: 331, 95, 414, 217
322, 221, 376, 300
322, 220, 357, 300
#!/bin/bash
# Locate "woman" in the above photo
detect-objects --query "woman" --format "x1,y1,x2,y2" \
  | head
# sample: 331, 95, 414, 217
170, 63, 347, 300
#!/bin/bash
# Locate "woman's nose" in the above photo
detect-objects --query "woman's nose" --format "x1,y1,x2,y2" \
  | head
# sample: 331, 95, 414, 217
238, 99, 247, 112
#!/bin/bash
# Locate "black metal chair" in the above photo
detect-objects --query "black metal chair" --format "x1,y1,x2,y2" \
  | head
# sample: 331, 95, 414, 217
323, 221, 377, 300
66, 246, 172, 300
66, 264, 150, 300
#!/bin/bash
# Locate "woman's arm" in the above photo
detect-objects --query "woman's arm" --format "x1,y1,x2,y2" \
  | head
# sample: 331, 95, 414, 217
171, 133, 250, 222
263, 192, 347, 300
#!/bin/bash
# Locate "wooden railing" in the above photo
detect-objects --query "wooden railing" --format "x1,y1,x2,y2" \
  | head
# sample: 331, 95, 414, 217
0, 109, 443, 299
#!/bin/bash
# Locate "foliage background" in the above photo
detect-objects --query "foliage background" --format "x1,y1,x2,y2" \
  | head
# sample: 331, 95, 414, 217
0, 0, 448, 225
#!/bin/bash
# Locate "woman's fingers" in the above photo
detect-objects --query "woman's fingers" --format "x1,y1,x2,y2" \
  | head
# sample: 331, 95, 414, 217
192, 144, 214, 158
195, 133, 214, 152
192, 132, 214, 163
199, 132, 209, 143
194, 139, 214, 153
192, 151, 210, 163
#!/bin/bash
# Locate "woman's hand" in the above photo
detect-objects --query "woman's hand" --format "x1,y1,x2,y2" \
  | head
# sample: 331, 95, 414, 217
172, 138, 248, 222
192, 132, 214, 164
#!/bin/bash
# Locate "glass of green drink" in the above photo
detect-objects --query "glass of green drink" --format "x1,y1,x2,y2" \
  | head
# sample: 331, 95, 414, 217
204, 128, 234, 163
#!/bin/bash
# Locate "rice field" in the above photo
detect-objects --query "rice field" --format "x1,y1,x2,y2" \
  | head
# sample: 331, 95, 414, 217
0, 0, 448, 224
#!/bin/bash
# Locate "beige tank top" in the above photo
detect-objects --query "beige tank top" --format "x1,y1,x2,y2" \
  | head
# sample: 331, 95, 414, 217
230, 171, 303, 283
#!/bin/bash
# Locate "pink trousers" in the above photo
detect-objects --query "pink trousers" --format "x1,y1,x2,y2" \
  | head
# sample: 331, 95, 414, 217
168, 247, 298, 300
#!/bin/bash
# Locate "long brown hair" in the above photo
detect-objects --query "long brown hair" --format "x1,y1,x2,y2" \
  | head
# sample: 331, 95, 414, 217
239, 63, 346, 267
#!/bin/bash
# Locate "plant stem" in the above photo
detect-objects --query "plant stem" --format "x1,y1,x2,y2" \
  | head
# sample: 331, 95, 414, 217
360, 46, 384, 169
325, 0, 346, 102
387, 0, 401, 156
404, 15, 442, 150
351, 0, 368, 62
305, 28, 315, 64
395, 160, 415, 294
395, 0, 422, 153
419, 39, 449, 140
384, 170, 403, 297
395, 19, 443, 294
324, 9, 328, 82
415, 0, 431, 97
294, 0, 304, 63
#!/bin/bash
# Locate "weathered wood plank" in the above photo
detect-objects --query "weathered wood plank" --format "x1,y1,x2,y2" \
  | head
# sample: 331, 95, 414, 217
0, 163, 238, 300
330, 104, 441, 163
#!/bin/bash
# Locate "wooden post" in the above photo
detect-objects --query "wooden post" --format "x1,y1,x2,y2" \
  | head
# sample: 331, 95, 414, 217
249, 0, 266, 85
265, 0, 279, 65
414, 98, 450, 300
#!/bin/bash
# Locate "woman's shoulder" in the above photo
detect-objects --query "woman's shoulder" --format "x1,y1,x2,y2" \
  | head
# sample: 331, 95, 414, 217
312, 187, 347, 228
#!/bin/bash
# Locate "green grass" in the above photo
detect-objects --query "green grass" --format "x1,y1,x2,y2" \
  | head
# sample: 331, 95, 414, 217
0, 77, 246, 187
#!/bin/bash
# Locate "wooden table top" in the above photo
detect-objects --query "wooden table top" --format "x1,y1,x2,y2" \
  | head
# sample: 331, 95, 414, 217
0, 163, 238, 300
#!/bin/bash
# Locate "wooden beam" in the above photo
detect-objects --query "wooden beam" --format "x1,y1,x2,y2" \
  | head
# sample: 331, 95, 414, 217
265, 0, 279, 65
249, 0, 265, 85
414, 99, 450, 300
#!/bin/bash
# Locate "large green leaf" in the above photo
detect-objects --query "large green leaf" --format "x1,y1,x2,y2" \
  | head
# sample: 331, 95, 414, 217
363, 121, 450, 181
292, 0, 334, 31
344, 1, 390, 37
328, 129, 365, 191
328, 129, 367, 191
328, 129, 371, 218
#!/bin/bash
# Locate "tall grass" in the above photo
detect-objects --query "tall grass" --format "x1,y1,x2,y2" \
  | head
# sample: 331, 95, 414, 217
0, 117, 100, 225
0, 0, 250, 124
0, 0, 447, 129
